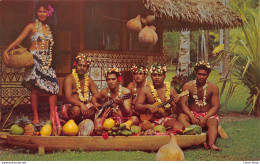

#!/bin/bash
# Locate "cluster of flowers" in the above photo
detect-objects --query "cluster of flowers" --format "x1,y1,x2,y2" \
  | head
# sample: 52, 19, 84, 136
194, 61, 211, 69
131, 65, 148, 74
74, 53, 91, 66
150, 63, 167, 74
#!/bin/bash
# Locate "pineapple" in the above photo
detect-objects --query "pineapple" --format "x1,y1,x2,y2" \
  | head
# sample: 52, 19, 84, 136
24, 123, 36, 136
15, 115, 31, 128
15, 115, 35, 135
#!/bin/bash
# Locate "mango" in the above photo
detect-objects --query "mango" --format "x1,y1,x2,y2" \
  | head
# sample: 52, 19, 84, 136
10, 124, 24, 135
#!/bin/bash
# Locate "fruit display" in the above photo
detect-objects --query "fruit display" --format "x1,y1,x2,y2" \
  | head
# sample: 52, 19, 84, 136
8, 115, 204, 138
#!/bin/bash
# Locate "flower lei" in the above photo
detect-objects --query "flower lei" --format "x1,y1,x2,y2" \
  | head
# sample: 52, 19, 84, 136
35, 19, 54, 70
108, 85, 122, 113
193, 80, 208, 107
150, 81, 171, 110
72, 69, 89, 102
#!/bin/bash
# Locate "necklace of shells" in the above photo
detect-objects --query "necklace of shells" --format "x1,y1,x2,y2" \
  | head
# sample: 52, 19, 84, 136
193, 80, 208, 107
133, 79, 148, 98
108, 84, 122, 113
35, 19, 54, 70
72, 69, 89, 102
149, 81, 171, 110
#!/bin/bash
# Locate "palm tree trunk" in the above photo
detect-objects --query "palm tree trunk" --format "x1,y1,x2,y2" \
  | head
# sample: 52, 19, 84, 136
221, 0, 231, 79
176, 31, 191, 76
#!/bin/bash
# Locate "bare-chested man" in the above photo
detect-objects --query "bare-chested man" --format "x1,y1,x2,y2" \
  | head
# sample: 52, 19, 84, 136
93, 68, 132, 118
127, 65, 148, 114
135, 64, 184, 128
62, 53, 101, 123
177, 61, 221, 151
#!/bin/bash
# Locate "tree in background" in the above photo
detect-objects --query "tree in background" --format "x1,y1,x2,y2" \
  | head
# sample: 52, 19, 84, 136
212, 0, 259, 116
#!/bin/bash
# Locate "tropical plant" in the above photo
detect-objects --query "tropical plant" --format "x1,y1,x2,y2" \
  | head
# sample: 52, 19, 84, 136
212, 1, 259, 116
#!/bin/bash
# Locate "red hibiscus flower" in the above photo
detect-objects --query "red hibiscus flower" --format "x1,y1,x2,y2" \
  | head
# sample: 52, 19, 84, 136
102, 132, 109, 140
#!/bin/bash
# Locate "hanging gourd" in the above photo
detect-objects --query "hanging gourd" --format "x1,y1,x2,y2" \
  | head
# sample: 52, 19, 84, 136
140, 17, 147, 26
138, 26, 158, 47
146, 15, 155, 25
127, 15, 142, 32
149, 25, 156, 31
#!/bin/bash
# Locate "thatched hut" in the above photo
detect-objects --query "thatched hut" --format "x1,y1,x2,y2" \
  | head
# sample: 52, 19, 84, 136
0, 0, 242, 107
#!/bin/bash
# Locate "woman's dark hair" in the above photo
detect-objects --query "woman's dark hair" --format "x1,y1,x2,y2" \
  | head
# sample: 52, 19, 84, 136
34, 1, 54, 27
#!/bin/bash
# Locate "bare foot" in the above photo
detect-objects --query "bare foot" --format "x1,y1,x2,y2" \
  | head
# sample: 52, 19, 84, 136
32, 120, 39, 124
209, 144, 221, 151
203, 142, 209, 149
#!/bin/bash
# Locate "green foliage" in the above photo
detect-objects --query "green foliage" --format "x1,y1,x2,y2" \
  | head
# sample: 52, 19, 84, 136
211, 1, 259, 115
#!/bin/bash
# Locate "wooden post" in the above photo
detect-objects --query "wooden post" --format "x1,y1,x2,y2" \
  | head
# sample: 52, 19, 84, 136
38, 146, 45, 155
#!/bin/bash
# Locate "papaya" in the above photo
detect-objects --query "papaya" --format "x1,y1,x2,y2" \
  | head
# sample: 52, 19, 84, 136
40, 121, 52, 136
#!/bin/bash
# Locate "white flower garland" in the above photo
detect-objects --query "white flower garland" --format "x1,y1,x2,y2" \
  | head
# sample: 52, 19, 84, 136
35, 19, 54, 70
193, 80, 208, 107
72, 69, 89, 102
150, 81, 171, 110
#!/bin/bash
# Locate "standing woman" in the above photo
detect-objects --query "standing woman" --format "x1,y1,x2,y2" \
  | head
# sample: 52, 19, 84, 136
3, 3, 60, 135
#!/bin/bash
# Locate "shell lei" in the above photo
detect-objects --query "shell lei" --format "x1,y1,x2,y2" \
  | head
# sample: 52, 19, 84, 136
35, 19, 54, 70
193, 80, 208, 107
108, 85, 122, 113
150, 81, 171, 110
72, 69, 89, 102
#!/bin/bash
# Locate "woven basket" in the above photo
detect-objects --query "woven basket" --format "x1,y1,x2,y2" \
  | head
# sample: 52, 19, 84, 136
7, 45, 34, 68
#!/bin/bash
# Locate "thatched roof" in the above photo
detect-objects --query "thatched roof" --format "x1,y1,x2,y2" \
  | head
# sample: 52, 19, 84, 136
143, 0, 243, 31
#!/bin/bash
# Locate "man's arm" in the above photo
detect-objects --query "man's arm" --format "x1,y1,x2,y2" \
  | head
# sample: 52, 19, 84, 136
181, 83, 200, 125
170, 87, 178, 110
64, 75, 83, 106
135, 87, 158, 113
89, 78, 102, 108
199, 84, 219, 126
114, 88, 133, 116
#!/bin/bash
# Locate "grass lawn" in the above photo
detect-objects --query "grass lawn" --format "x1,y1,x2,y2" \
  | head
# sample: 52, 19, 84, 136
0, 119, 259, 161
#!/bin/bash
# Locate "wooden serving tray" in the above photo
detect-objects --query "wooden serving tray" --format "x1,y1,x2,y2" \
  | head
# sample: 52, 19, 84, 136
4, 132, 206, 154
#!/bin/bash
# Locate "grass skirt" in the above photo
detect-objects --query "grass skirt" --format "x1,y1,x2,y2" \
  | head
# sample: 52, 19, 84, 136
23, 50, 59, 94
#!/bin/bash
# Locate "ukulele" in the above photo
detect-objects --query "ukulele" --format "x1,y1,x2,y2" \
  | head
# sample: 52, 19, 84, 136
94, 93, 132, 119
139, 90, 189, 121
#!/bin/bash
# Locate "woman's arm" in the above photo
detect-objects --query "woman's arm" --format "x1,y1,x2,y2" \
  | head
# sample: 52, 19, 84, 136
3, 23, 33, 64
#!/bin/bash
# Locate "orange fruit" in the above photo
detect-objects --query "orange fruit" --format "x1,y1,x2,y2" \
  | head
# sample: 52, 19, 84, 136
103, 118, 115, 130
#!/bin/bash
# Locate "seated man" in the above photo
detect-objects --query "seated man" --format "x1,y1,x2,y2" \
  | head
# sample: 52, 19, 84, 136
127, 65, 149, 114
135, 63, 184, 128
177, 61, 221, 151
62, 53, 101, 123
93, 68, 132, 118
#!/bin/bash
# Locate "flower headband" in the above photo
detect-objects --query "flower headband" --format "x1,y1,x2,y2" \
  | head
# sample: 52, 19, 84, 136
47, 5, 54, 17
150, 63, 167, 74
131, 65, 148, 74
104, 68, 121, 77
73, 53, 91, 66
194, 61, 211, 69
